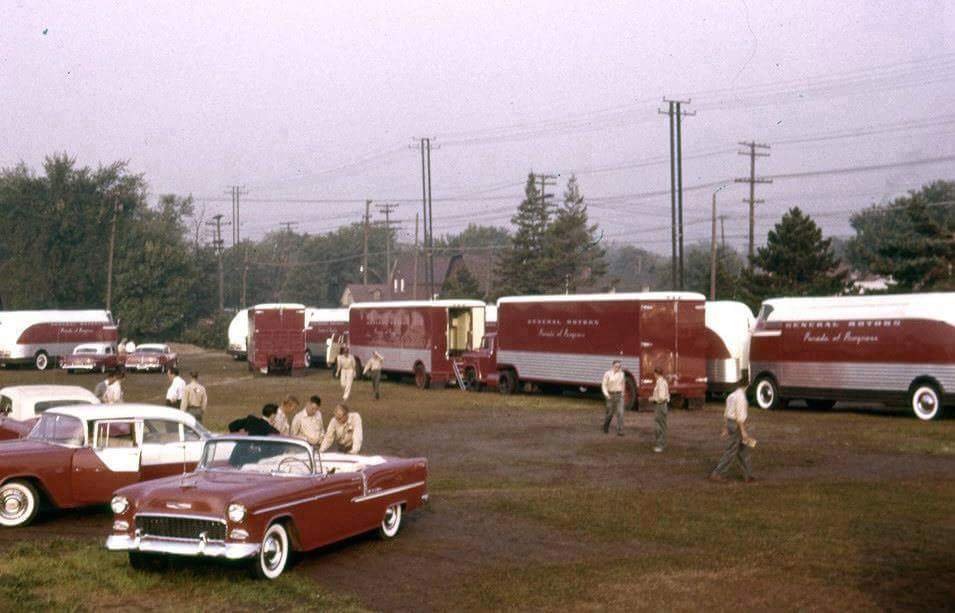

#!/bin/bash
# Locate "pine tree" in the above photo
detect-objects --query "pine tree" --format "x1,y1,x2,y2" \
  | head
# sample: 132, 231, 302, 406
739, 207, 847, 309
493, 173, 552, 296
875, 199, 955, 291
543, 175, 607, 292
441, 264, 483, 299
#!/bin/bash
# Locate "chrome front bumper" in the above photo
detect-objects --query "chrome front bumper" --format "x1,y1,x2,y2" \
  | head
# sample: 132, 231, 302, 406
106, 534, 259, 560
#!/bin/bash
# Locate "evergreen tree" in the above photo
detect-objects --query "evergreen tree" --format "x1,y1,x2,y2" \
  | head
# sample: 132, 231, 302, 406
684, 242, 744, 299
543, 175, 607, 292
846, 181, 955, 291
493, 173, 552, 296
441, 264, 483, 299
739, 207, 847, 309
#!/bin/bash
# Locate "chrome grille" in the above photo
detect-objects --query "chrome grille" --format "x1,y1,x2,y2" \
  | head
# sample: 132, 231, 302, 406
137, 515, 226, 541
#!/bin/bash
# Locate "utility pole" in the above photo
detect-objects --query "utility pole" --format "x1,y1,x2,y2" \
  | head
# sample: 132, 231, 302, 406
720, 215, 727, 251
207, 214, 230, 311
659, 98, 694, 290
376, 202, 399, 293
105, 198, 122, 312
709, 185, 727, 301
225, 185, 248, 246
413, 212, 419, 299
278, 221, 298, 233
362, 200, 371, 285
735, 142, 772, 261
240, 248, 252, 309
413, 137, 438, 298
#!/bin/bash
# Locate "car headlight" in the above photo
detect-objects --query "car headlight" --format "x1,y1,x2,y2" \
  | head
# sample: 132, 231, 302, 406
111, 495, 129, 515
228, 503, 246, 523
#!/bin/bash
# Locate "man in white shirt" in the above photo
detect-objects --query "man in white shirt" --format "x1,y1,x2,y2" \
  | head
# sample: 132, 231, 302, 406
710, 379, 756, 482
601, 360, 626, 436
180, 371, 208, 423
103, 371, 124, 404
320, 404, 363, 454
165, 367, 186, 408
650, 367, 671, 453
363, 352, 384, 400
290, 395, 324, 446
335, 348, 357, 401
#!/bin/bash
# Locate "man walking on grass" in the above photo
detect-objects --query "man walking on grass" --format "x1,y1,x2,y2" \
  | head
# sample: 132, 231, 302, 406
335, 347, 357, 401
180, 371, 208, 423
363, 351, 384, 400
650, 367, 670, 453
710, 378, 756, 483
601, 360, 626, 436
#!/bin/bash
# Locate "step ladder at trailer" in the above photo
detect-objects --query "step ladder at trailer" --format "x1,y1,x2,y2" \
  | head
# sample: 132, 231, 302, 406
450, 360, 467, 390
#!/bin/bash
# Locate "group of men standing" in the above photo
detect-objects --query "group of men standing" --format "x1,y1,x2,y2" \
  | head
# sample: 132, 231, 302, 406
601, 360, 755, 481
235, 394, 363, 455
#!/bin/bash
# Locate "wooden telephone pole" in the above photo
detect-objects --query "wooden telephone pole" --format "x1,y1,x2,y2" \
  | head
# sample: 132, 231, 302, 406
735, 142, 772, 261
207, 214, 230, 311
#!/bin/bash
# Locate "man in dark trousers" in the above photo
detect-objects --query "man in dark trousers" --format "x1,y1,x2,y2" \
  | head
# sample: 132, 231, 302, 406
710, 378, 756, 483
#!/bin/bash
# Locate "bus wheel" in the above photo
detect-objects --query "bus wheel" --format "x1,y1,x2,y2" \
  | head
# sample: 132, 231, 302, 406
910, 383, 942, 421
34, 352, 49, 371
623, 374, 638, 411
498, 370, 517, 395
414, 364, 431, 389
304, 350, 312, 367
753, 376, 782, 411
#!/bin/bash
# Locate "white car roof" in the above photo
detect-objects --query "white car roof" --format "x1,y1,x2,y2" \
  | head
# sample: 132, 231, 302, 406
0, 385, 99, 402
73, 342, 112, 352
135, 343, 169, 351
46, 403, 198, 427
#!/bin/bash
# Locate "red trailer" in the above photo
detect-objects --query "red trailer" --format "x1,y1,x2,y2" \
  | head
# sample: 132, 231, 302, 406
348, 300, 486, 388
305, 308, 348, 367
455, 293, 707, 411
749, 293, 955, 420
247, 303, 307, 375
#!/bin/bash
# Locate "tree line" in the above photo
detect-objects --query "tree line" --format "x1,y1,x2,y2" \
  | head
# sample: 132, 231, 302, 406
0, 153, 951, 344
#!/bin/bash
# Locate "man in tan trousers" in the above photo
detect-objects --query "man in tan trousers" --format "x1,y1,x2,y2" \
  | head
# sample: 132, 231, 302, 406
363, 351, 384, 400
335, 347, 357, 401
650, 367, 670, 453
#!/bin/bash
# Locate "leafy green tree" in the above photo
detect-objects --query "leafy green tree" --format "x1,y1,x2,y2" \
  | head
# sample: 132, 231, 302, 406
847, 181, 955, 291
683, 242, 744, 299
493, 174, 552, 296
441, 264, 483, 299
0, 154, 145, 309
739, 207, 848, 309
112, 195, 206, 339
605, 244, 667, 291
438, 224, 511, 251
543, 175, 606, 292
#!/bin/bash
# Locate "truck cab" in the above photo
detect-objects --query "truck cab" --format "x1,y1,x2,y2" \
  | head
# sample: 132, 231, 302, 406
455, 332, 499, 390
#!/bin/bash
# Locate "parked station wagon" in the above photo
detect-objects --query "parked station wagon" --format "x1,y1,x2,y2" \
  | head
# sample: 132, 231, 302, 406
0, 404, 210, 527
60, 342, 122, 374
124, 344, 178, 373
107, 436, 428, 579
0, 385, 99, 441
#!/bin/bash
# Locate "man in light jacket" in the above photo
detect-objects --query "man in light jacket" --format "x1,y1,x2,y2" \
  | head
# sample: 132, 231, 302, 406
335, 347, 357, 401
601, 360, 626, 436
650, 367, 671, 453
710, 378, 756, 483
363, 351, 384, 400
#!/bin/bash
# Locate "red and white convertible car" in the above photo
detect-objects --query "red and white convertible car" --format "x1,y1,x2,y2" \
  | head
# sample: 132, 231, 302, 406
0, 404, 210, 527
124, 344, 178, 373
0, 385, 99, 441
107, 436, 428, 579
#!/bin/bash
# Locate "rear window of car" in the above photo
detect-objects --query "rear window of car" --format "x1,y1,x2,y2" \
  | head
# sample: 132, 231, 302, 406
35, 400, 93, 414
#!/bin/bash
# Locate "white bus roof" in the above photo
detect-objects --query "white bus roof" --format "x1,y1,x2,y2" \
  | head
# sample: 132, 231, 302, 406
760, 293, 955, 325
705, 301, 755, 357
497, 292, 705, 305
349, 299, 486, 310
305, 308, 349, 322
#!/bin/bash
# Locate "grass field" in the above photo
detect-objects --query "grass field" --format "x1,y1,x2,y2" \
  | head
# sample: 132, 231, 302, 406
1, 344, 953, 611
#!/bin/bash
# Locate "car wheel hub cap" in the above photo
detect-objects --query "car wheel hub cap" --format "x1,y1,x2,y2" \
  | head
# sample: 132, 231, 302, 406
917, 393, 936, 412
759, 384, 773, 405
263, 536, 282, 569
1, 490, 25, 518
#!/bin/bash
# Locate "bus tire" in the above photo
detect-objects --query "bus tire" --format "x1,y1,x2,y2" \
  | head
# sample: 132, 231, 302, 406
498, 370, 517, 395
910, 382, 943, 421
414, 364, 430, 389
753, 375, 782, 411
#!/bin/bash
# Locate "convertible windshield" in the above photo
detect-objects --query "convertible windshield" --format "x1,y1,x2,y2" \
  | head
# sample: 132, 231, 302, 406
200, 439, 313, 475
28, 413, 85, 446
136, 347, 164, 354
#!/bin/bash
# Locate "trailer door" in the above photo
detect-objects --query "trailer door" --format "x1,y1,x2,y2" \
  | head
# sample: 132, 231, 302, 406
676, 301, 707, 393
638, 301, 676, 387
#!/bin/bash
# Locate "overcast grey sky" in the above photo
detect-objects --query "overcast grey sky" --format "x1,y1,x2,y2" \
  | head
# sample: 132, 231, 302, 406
2, 1, 954, 253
